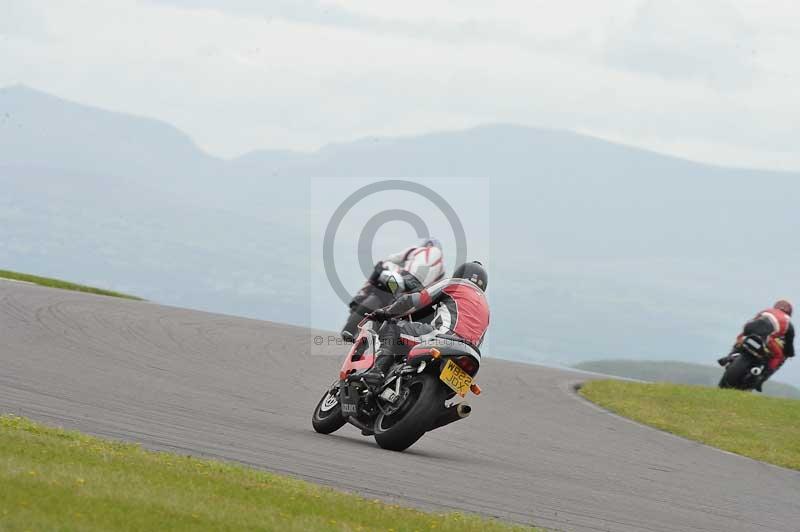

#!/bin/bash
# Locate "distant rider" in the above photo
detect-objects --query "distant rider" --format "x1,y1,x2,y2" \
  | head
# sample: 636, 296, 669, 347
718, 300, 795, 390
361, 261, 490, 386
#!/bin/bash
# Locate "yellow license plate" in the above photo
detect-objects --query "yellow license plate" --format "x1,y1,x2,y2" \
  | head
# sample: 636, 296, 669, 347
440, 358, 473, 397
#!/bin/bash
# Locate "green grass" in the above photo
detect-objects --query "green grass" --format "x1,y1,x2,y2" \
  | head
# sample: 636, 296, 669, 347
0, 270, 141, 300
580, 380, 800, 470
0, 415, 538, 532
573, 359, 800, 399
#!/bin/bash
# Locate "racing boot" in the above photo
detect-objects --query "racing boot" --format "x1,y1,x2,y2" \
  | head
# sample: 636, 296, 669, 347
360, 351, 394, 388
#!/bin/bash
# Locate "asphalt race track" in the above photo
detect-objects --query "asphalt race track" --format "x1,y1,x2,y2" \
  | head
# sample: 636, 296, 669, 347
1, 280, 798, 532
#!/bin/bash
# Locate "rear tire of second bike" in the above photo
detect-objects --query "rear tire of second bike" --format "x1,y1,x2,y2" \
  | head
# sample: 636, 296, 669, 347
719, 355, 752, 390
373, 373, 445, 452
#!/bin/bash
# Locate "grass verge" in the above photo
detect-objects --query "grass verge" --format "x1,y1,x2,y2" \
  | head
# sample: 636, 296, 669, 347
0, 415, 538, 531
580, 380, 800, 470
0, 270, 141, 300
573, 359, 800, 399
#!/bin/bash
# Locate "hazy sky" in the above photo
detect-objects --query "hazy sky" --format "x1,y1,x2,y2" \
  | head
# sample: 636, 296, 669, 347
3, 0, 800, 170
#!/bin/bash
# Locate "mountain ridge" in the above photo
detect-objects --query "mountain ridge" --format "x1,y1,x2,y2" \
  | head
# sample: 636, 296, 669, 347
5, 84, 797, 178
2, 85, 799, 385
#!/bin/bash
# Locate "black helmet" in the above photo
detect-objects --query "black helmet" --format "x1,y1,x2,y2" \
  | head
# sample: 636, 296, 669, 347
453, 261, 488, 292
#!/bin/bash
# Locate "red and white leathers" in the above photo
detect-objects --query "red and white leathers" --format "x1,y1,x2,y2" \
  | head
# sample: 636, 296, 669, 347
382, 245, 445, 290
737, 308, 795, 370
375, 277, 490, 348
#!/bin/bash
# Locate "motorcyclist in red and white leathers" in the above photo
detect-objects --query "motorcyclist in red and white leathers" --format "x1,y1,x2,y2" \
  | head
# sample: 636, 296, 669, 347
361, 261, 490, 386
342, 238, 445, 341
718, 299, 795, 390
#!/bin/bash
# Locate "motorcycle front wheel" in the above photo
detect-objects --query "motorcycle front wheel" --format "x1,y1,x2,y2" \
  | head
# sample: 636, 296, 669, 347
373, 373, 446, 452
312, 387, 347, 434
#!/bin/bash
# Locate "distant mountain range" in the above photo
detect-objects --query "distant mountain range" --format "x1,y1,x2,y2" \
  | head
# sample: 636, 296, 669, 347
2, 85, 799, 383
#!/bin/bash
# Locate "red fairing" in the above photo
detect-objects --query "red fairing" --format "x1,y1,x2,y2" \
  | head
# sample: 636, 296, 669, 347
339, 333, 376, 381
407, 346, 432, 360
442, 283, 490, 346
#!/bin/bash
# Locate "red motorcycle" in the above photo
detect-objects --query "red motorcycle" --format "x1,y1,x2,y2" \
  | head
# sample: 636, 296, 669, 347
312, 318, 482, 451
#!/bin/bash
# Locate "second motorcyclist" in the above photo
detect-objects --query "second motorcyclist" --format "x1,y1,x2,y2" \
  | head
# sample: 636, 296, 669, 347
341, 238, 445, 341
718, 299, 795, 390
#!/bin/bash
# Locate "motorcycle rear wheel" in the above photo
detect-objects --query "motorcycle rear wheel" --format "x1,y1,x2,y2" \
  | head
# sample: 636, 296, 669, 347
312, 387, 347, 434
719, 355, 754, 390
373, 373, 446, 452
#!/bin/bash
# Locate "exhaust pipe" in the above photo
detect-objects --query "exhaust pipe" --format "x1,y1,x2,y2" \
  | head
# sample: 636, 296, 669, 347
431, 403, 471, 430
